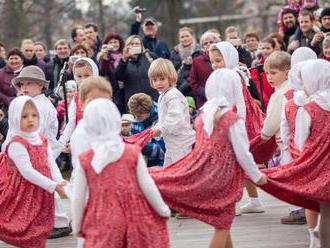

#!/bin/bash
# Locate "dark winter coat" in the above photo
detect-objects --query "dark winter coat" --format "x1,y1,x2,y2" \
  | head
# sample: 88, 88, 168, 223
23, 55, 46, 71
170, 44, 203, 97
0, 58, 6, 69
45, 56, 70, 91
189, 53, 213, 108
115, 52, 159, 110
0, 65, 18, 109
130, 21, 170, 59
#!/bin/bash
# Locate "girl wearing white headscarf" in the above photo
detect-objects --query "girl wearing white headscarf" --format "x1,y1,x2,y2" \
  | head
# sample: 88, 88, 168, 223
294, 59, 330, 248
71, 99, 170, 247
280, 58, 316, 164
209, 41, 266, 214
151, 68, 265, 248
0, 96, 66, 248
280, 47, 317, 164
258, 59, 330, 248
59, 57, 99, 145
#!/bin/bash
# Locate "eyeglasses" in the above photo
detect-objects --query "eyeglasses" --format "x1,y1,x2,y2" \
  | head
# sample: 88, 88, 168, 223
129, 42, 141, 46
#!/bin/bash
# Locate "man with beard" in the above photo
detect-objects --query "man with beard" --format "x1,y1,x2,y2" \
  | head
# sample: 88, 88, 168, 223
280, 8, 298, 47
20, 39, 45, 70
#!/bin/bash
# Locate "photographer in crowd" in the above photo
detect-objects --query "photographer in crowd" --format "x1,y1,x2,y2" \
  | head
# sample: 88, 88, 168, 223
115, 35, 158, 111
99, 33, 126, 113
130, 6, 170, 59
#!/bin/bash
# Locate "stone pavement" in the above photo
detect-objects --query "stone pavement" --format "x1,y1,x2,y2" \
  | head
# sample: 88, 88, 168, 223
0, 191, 309, 247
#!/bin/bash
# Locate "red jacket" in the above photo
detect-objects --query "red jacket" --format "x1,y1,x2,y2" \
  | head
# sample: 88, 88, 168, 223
250, 66, 274, 110
189, 53, 213, 108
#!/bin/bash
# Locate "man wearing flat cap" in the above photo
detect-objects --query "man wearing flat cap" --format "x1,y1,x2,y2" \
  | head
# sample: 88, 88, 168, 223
130, 9, 170, 59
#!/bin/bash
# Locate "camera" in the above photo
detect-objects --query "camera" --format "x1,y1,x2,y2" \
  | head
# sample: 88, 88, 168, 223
129, 47, 142, 56
106, 44, 114, 52
134, 6, 147, 14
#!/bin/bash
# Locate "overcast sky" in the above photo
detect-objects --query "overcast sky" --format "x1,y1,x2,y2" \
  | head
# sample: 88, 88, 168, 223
76, 0, 130, 13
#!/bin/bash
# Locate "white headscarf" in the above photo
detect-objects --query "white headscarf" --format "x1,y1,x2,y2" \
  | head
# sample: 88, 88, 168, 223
83, 99, 124, 174
3, 96, 41, 150
202, 68, 244, 136
73, 57, 99, 78
210, 41, 251, 86
210, 41, 239, 69
291, 47, 317, 66
301, 59, 330, 110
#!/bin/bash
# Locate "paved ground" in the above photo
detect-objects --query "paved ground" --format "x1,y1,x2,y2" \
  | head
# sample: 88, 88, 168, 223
0, 191, 309, 247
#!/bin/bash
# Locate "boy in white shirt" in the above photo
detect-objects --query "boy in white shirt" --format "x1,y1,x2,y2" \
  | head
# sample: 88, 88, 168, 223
149, 58, 195, 166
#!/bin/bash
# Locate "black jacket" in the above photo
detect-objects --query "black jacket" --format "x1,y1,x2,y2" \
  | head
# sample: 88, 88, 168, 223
0, 58, 6, 69
170, 45, 203, 97
45, 56, 70, 92
130, 21, 170, 59
115, 52, 159, 109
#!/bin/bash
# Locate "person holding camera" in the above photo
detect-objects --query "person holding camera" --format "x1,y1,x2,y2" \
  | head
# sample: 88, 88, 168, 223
115, 35, 158, 112
99, 33, 125, 113
170, 27, 202, 97
130, 7, 170, 59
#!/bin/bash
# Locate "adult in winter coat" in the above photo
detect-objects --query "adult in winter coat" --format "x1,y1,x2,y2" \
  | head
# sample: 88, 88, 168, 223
130, 10, 170, 59
45, 39, 71, 91
98, 33, 125, 113
115, 35, 158, 111
0, 48, 24, 109
170, 27, 202, 97
189, 31, 220, 108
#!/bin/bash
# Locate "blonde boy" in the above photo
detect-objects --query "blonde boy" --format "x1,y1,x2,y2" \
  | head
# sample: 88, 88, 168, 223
149, 58, 195, 166
262, 51, 291, 150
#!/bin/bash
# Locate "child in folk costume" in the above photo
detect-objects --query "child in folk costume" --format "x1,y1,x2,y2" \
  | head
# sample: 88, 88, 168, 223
71, 99, 170, 248
151, 69, 267, 248
0, 96, 67, 248
9, 65, 71, 238
281, 47, 317, 164
150, 58, 195, 166
279, 48, 317, 227
209, 41, 266, 213
59, 57, 99, 146
259, 59, 330, 248
69, 76, 113, 170
6, 65, 63, 157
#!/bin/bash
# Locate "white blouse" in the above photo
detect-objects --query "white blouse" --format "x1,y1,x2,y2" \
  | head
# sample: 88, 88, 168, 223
220, 108, 263, 183
261, 81, 291, 149
155, 87, 195, 152
7, 140, 63, 193
33, 94, 63, 158
71, 154, 171, 234
59, 99, 77, 146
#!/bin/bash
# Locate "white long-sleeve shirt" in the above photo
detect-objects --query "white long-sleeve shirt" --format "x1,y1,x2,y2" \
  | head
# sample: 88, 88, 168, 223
280, 102, 292, 164
33, 94, 64, 158
59, 99, 77, 146
71, 154, 171, 234
155, 87, 195, 154
70, 121, 90, 170
7, 140, 63, 193
261, 81, 291, 149
225, 110, 263, 183
294, 107, 312, 152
